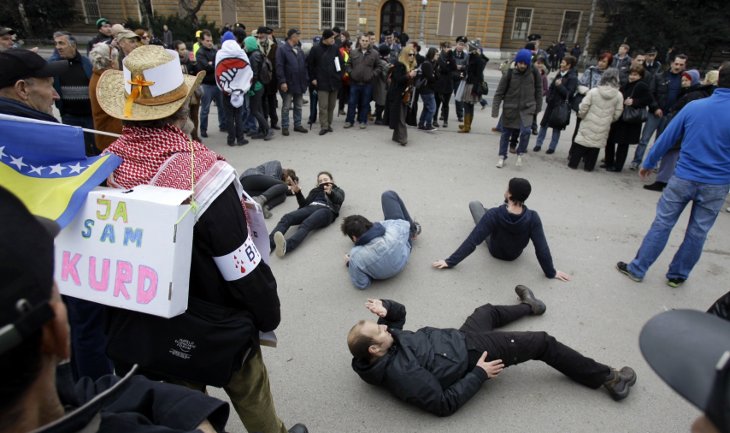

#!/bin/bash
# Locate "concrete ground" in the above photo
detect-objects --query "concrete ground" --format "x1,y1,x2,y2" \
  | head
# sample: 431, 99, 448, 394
187, 67, 730, 433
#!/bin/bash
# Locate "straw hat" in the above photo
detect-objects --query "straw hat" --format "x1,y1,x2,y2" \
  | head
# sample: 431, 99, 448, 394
97, 45, 204, 121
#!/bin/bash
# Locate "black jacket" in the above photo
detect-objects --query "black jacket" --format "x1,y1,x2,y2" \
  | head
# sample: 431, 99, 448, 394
418, 59, 436, 95
249, 49, 264, 84
43, 364, 228, 433
295, 183, 345, 215
434, 51, 455, 94
307, 42, 343, 92
351, 300, 488, 416
195, 45, 218, 85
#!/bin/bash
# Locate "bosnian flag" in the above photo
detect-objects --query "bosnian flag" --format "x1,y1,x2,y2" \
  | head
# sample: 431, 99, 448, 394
0, 115, 122, 228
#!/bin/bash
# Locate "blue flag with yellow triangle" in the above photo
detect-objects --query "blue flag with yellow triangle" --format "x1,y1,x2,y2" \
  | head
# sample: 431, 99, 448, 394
0, 115, 122, 228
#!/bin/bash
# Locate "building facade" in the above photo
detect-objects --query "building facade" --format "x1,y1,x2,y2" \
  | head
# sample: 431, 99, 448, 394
75, 0, 609, 58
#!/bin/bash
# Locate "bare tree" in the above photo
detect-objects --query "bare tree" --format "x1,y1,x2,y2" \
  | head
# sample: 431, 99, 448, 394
178, 0, 206, 27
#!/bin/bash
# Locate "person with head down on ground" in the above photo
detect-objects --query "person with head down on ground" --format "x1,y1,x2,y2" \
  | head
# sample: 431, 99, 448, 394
347, 288, 636, 416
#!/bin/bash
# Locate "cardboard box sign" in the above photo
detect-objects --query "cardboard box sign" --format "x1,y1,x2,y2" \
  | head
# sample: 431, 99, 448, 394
55, 185, 195, 318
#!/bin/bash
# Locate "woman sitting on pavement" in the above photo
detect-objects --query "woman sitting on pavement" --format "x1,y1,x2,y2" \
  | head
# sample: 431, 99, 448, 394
269, 171, 345, 257
239, 160, 297, 219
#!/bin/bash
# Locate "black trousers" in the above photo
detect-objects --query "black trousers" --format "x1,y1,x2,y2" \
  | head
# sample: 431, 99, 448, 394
240, 175, 288, 208
269, 205, 335, 253
263, 92, 279, 127
434, 92, 451, 124
568, 144, 600, 171
461, 304, 610, 389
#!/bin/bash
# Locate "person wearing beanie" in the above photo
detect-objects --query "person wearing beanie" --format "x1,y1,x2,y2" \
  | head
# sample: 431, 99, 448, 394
681, 69, 701, 88
256, 25, 280, 131
617, 65, 730, 288
87, 17, 112, 55
243, 35, 273, 141
492, 48, 543, 168
433, 178, 571, 281
215, 37, 253, 145
221, 30, 236, 44
306, 29, 343, 134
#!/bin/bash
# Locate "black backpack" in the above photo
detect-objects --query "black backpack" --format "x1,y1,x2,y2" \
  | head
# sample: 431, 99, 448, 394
259, 57, 273, 84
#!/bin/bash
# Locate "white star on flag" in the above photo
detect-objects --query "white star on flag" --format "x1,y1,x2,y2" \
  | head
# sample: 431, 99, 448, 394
10, 155, 27, 170
29, 165, 45, 175
49, 163, 66, 175
0, 146, 6, 159
67, 162, 84, 174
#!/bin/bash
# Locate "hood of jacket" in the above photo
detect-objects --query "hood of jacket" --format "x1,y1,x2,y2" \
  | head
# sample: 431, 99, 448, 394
495, 204, 532, 234
351, 347, 390, 385
597, 85, 621, 100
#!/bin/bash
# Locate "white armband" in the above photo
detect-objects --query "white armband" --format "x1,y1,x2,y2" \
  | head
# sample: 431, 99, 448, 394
213, 234, 262, 281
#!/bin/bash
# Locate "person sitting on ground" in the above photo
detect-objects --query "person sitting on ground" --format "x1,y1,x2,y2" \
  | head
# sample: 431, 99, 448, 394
240, 161, 298, 219
0, 186, 230, 433
341, 191, 421, 289
270, 171, 345, 257
347, 288, 637, 416
433, 178, 571, 281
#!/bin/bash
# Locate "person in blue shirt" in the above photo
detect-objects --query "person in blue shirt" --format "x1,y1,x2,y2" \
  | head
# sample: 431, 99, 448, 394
341, 191, 421, 289
617, 63, 730, 288
433, 178, 571, 281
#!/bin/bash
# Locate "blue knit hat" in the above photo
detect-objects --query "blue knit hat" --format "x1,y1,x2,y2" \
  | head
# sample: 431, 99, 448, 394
514, 49, 532, 66
682, 69, 700, 86
221, 31, 236, 43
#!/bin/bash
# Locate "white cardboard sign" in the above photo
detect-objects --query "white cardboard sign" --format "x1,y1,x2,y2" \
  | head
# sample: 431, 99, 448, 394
55, 185, 195, 318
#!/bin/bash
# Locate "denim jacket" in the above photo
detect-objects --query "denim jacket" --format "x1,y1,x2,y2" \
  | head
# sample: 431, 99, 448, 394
348, 219, 411, 289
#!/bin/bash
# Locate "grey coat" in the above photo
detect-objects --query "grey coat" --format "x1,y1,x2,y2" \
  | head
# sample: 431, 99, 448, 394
372, 57, 391, 106
491, 66, 543, 129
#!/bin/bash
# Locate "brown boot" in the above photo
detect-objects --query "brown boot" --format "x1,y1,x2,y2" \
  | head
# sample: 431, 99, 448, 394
458, 114, 472, 133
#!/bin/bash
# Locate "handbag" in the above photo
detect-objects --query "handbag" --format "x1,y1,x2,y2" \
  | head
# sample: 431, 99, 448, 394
621, 85, 648, 124
548, 99, 571, 129
106, 297, 255, 387
571, 69, 592, 112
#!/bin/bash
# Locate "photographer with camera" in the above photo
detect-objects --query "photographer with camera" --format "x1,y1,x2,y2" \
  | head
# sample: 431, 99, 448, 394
270, 171, 345, 257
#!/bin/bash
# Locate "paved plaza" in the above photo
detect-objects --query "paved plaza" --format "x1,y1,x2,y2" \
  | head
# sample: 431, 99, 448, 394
190, 66, 730, 433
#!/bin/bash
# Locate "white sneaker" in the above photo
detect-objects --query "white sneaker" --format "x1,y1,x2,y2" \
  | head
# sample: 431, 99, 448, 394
274, 231, 287, 257
496, 157, 505, 168
516, 154, 523, 167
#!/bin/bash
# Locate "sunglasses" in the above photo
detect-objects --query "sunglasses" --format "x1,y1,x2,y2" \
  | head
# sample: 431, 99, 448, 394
407, 53, 415, 57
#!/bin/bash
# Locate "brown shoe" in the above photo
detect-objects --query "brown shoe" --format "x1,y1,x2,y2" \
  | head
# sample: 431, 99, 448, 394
293, 126, 308, 133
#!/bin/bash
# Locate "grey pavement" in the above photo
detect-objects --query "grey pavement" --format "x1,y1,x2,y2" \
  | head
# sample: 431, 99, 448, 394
191, 84, 729, 433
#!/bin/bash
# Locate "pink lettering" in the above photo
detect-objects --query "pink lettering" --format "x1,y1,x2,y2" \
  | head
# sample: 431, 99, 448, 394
88, 257, 110, 292
136, 265, 158, 304
61, 251, 81, 286
113, 260, 133, 300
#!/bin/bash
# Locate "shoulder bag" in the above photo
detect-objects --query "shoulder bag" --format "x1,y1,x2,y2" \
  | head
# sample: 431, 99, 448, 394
621, 85, 648, 124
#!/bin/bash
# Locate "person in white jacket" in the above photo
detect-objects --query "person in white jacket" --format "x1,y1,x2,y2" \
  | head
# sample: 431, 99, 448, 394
568, 67, 623, 171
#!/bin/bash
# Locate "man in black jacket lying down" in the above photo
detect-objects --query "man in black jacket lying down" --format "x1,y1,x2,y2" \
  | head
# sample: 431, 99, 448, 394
347, 286, 636, 416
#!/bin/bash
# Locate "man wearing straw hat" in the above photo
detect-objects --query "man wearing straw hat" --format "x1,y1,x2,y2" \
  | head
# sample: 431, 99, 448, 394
96, 45, 308, 433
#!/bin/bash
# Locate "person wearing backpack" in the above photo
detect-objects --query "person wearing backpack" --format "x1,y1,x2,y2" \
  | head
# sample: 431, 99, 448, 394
244, 36, 273, 140
492, 49, 542, 167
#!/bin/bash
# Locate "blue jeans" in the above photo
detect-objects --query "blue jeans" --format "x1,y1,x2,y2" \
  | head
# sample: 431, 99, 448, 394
200, 84, 226, 133
381, 190, 418, 243
242, 93, 257, 132
499, 124, 531, 157
270, 205, 334, 253
346, 83, 373, 125
280, 91, 303, 129
536, 125, 561, 151
627, 177, 730, 280
418, 93, 436, 127
633, 112, 669, 165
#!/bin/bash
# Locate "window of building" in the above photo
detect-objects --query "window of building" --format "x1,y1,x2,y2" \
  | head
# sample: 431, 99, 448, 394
82, 0, 101, 23
559, 11, 582, 43
511, 8, 533, 40
264, 0, 280, 28
437, 2, 469, 36
321, 0, 346, 29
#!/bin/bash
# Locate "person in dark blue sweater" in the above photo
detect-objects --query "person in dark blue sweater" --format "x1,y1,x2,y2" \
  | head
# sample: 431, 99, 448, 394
433, 178, 571, 281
